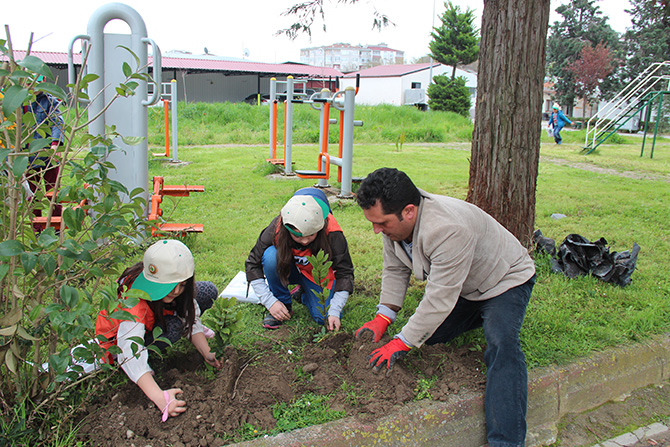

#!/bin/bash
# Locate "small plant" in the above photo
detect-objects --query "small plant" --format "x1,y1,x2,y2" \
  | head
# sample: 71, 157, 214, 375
200, 297, 244, 358
306, 249, 332, 341
271, 392, 345, 433
414, 376, 437, 401
395, 132, 406, 151
339, 380, 362, 406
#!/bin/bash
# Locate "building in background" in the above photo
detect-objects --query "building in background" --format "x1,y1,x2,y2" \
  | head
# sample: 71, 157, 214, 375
300, 43, 404, 72
7, 50, 342, 104
340, 63, 478, 117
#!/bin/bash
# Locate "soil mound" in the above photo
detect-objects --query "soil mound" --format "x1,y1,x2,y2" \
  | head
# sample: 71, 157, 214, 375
76, 330, 485, 446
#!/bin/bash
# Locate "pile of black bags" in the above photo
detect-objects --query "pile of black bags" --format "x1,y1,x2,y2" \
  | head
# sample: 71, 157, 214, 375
533, 230, 640, 287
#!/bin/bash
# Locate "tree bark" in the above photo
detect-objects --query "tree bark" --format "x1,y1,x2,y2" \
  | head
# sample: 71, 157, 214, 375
466, 0, 550, 248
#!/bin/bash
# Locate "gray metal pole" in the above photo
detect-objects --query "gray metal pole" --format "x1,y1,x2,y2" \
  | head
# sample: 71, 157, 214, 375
85, 3, 161, 211
285, 76, 294, 175
338, 87, 356, 198
269, 77, 277, 159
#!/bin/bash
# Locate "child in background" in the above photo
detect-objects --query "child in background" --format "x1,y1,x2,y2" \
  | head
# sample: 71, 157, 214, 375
245, 187, 354, 331
96, 240, 222, 421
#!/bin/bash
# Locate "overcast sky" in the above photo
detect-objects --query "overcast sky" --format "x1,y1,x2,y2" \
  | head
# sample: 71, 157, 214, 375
3, 0, 633, 64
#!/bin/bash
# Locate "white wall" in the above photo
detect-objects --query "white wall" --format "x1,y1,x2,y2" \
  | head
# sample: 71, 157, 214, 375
342, 77, 403, 105
340, 64, 477, 109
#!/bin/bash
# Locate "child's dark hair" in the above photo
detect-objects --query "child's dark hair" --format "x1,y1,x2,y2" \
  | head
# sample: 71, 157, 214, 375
117, 263, 196, 336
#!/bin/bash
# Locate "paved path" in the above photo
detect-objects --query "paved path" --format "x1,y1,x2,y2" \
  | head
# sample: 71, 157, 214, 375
593, 422, 670, 446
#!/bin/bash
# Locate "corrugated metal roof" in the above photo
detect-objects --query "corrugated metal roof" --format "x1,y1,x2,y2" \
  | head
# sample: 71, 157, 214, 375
160, 55, 343, 77
3, 50, 343, 78
1, 50, 80, 65
344, 63, 443, 78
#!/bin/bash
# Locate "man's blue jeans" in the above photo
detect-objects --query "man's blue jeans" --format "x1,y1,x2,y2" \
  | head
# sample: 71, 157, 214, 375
262, 246, 336, 325
425, 275, 535, 447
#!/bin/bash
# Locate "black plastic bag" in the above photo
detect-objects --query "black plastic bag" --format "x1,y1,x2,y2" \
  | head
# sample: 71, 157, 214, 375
533, 230, 640, 287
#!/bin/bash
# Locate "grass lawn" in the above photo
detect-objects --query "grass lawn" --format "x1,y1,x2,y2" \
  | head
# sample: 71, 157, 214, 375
147, 135, 670, 369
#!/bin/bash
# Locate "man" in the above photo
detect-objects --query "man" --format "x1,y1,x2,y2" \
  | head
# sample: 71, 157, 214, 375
355, 167, 535, 447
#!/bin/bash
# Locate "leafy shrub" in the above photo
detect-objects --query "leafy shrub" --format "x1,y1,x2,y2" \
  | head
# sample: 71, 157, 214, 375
427, 75, 471, 117
1, 39, 155, 443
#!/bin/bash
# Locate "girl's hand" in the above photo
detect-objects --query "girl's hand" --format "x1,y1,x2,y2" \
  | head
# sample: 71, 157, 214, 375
269, 301, 292, 321
162, 388, 186, 420
203, 352, 223, 369
327, 316, 341, 331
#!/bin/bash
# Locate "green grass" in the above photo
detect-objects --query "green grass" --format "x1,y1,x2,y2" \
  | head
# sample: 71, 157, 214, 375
148, 101, 473, 146
22, 103, 669, 445
146, 119, 670, 370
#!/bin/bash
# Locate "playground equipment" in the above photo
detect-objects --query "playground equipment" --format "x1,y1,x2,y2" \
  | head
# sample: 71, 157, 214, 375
583, 61, 670, 157
31, 190, 88, 232
267, 76, 313, 170
65, 5, 201, 237
152, 80, 180, 162
67, 3, 162, 209
267, 75, 362, 198
148, 176, 204, 236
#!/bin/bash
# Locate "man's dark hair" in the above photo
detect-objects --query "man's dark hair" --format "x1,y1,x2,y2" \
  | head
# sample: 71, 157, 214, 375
356, 167, 421, 216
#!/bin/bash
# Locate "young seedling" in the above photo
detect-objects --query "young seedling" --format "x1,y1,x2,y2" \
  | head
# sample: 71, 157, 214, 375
306, 249, 332, 341
201, 297, 244, 359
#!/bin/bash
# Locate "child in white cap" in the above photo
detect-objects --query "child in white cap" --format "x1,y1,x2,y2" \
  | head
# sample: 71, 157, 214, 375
548, 103, 572, 145
95, 240, 222, 421
245, 187, 354, 330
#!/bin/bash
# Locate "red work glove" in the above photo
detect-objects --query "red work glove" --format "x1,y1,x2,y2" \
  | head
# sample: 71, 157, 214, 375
355, 314, 391, 343
368, 338, 411, 372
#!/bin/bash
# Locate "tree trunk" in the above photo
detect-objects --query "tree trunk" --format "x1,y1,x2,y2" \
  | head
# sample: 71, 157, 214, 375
466, 0, 550, 247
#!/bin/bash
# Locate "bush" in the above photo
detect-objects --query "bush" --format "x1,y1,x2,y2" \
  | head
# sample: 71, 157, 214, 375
427, 75, 471, 117
1, 40, 154, 444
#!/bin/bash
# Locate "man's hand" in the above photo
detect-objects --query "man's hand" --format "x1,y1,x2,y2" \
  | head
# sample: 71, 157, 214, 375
355, 314, 391, 343
368, 338, 411, 372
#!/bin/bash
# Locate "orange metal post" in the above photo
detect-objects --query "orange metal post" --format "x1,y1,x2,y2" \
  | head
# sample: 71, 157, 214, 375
338, 109, 344, 182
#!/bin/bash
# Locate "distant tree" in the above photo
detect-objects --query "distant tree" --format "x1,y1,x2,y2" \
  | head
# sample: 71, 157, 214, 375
546, 0, 621, 115
566, 42, 615, 118
429, 1, 480, 80
623, 0, 670, 82
427, 75, 471, 116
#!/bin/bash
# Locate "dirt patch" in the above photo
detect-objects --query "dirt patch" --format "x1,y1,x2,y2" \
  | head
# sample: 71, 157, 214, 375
76, 331, 486, 446
540, 156, 670, 182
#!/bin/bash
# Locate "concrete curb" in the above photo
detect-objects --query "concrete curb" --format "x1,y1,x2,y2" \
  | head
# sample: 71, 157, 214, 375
231, 334, 670, 447
593, 422, 670, 447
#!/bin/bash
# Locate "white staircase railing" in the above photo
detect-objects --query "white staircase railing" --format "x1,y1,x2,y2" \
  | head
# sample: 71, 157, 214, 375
584, 61, 670, 150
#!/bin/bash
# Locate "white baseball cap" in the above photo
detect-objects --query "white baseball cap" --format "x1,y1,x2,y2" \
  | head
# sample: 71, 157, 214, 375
281, 195, 329, 237
130, 240, 195, 301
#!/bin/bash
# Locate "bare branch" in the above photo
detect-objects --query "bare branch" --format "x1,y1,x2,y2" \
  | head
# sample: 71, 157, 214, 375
276, 0, 393, 39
